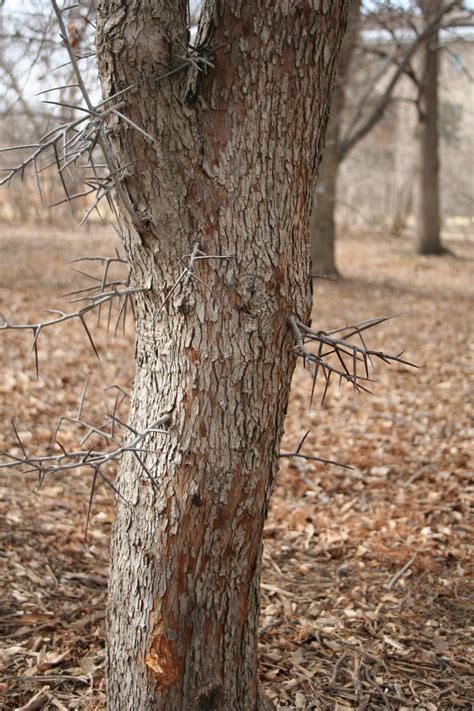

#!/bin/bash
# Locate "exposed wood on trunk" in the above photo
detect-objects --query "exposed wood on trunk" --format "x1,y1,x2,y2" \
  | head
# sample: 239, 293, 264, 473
95, 1, 348, 707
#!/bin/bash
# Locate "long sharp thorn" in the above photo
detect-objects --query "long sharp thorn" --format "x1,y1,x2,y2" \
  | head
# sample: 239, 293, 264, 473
96, 469, 129, 505
111, 109, 158, 144
38, 467, 48, 491
78, 380, 88, 419
122, 295, 128, 335
85, 468, 99, 542
51, 416, 66, 447
353, 348, 357, 391
108, 413, 138, 435
71, 267, 101, 282
56, 440, 68, 457
296, 430, 311, 454
107, 297, 113, 335
11, 421, 27, 458
80, 316, 100, 360
35, 83, 80, 97
309, 365, 318, 411
334, 346, 350, 376
95, 82, 140, 109
32, 327, 40, 377
132, 451, 159, 492
114, 295, 127, 337
358, 331, 374, 370
362, 350, 369, 378
321, 371, 331, 407
111, 393, 120, 437
41, 99, 95, 115
309, 342, 323, 410
130, 295, 136, 324
53, 143, 71, 205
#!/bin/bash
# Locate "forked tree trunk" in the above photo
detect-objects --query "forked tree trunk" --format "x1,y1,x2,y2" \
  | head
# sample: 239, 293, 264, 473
416, 0, 443, 255
310, 0, 361, 277
96, 1, 348, 708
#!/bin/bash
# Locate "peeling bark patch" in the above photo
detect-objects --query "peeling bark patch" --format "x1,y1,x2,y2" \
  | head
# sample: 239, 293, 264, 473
145, 632, 181, 692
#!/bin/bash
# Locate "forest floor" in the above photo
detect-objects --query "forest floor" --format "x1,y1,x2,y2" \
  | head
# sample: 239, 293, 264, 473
0, 223, 472, 710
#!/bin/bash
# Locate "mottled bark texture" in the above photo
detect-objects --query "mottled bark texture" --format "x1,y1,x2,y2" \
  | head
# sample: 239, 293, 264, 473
416, 0, 443, 255
310, 0, 360, 277
95, 1, 348, 708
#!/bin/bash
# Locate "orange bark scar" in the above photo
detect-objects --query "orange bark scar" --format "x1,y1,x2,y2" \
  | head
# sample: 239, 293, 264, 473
145, 631, 181, 692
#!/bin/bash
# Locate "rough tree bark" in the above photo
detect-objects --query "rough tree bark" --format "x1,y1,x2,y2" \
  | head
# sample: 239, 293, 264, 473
95, 1, 348, 708
416, 0, 443, 255
310, 0, 361, 277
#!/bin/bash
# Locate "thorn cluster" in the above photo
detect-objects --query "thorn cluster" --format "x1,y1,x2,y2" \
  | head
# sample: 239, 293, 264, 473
0, 254, 147, 375
289, 314, 417, 409
0, 385, 170, 538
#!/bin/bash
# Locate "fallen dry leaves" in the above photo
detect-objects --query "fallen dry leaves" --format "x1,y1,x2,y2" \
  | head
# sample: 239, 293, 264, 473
0, 224, 472, 709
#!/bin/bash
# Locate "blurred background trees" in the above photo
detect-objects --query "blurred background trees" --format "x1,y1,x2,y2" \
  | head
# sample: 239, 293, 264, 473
0, 0, 96, 221
310, 0, 473, 276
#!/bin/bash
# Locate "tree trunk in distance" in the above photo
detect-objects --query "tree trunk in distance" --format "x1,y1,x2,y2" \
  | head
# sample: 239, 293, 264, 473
310, 0, 361, 277
416, 0, 444, 255
95, 1, 348, 708
310, 104, 340, 277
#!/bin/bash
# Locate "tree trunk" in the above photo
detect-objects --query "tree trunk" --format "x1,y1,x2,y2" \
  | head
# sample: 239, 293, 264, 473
95, 1, 348, 708
310, 0, 361, 277
416, 0, 443, 255
310, 91, 341, 277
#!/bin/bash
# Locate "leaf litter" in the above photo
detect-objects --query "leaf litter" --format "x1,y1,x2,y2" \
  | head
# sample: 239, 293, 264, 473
0, 225, 472, 709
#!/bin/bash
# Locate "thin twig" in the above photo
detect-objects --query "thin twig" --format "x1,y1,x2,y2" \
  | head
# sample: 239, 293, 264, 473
386, 548, 422, 590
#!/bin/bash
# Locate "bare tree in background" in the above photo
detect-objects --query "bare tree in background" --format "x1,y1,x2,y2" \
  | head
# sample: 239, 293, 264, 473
309, 0, 421, 277
416, 0, 444, 254
310, 0, 471, 276
310, 0, 362, 277
0, 0, 96, 219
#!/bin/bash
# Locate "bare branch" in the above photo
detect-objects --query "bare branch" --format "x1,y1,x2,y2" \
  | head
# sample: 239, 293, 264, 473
158, 242, 233, 313
289, 314, 417, 408
0, 413, 171, 493
278, 430, 353, 469
340, 2, 461, 158
1, 249, 147, 371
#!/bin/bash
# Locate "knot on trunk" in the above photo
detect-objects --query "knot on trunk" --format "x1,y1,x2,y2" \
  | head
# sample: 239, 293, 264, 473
197, 681, 224, 710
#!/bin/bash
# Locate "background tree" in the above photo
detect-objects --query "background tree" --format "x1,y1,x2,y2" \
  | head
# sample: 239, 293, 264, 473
310, 0, 472, 276
309, 0, 423, 276
310, 0, 362, 277
415, 0, 444, 254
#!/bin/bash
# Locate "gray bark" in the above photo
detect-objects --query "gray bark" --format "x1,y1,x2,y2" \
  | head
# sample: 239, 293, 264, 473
310, 0, 361, 277
416, 0, 443, 255
95, 1, 348, 708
